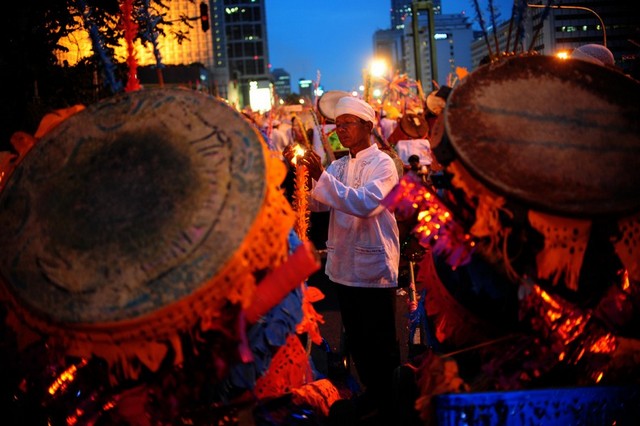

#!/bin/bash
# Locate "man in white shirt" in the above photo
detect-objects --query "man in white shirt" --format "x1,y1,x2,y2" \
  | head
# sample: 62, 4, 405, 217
300, 96, 400, 422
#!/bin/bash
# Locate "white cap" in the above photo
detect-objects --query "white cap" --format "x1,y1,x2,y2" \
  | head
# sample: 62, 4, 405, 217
335, 97, 376, 124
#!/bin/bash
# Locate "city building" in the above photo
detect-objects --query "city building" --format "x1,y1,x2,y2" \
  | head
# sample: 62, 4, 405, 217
431, 13, 474, 85
470, 0, 639, 75
211, 0, 272, 110
373, 28, 406, 75
375, 1, 473, 92
55, 0, 274, 110
298, 78, 314, 103
55, 1, 214, 91
271, 68, 292, 100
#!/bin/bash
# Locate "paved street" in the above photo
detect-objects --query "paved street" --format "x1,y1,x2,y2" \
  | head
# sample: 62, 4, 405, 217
306, 254, 413, 390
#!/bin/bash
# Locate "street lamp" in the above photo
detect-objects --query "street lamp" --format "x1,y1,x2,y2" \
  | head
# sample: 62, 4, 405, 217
363, 58, 388, 103
527, 3, 607, 47
369, 59, 388, 78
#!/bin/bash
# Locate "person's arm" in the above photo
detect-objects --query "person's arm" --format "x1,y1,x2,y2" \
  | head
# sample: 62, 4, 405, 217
306, 152, 398, 218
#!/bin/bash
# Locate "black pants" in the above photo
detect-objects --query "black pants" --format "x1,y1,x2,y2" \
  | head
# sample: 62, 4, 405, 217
334, 283, 400, 402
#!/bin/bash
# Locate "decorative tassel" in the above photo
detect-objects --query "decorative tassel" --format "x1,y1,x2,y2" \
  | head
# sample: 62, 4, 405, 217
120, 0, 141, 92
138, 0, 164, 70
472, 0, 494, 59
383, 173, 477, 267
448, 160, 511, 261
76, 0, 123, 94
293, 164, 310, 240
296, 285, 325, 346
253, 334, 313, 399
614, 212, 640, 281
528, 211, 591, 291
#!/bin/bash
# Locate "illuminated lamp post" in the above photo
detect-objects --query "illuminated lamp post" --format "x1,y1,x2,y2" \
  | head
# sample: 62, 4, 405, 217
364, 58, 387, 103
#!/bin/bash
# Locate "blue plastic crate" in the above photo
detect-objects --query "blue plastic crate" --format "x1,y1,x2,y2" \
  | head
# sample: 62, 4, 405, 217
434, 385, 640, 425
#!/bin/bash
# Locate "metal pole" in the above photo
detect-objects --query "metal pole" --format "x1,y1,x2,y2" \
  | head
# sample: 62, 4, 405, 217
411, 3, 422, 91
412, 1, 437, 93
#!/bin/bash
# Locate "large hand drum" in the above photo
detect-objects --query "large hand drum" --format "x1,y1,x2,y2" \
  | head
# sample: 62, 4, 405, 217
317, 90, 351, 121
445, 55, 640, 217
0, 88, 288, 336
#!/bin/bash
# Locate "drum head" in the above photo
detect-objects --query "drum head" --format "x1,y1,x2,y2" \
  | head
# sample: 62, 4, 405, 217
399, 113, 430, 139
0, 88, 268, 323
445, 55, 640, 217
317, 90, 351, 120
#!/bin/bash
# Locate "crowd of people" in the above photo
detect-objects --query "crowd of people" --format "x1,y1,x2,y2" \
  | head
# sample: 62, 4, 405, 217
229, 42, 640, 425
2, 42, 638, 425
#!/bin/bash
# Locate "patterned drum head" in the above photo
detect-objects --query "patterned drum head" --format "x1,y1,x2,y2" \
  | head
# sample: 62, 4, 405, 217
317, 90, 351, 120
0, 88, 268, 324
445, 55, 640, 217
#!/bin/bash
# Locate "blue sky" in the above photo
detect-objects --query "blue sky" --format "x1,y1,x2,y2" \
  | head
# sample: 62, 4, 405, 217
265, 0, 514, 92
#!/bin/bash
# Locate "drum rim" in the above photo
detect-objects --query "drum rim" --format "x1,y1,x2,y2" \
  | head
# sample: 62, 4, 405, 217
444, 55, 640, 217
0, 88, 274, 323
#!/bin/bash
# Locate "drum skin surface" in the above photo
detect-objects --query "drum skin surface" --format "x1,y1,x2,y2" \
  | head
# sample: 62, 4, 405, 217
0, 88, 267, 324
445, 55, 640, 217
317, 90, 351, 120
399, 113, 429, 139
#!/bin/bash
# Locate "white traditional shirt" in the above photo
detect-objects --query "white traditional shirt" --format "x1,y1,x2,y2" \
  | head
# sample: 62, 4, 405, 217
395, 139, 433, 166
309, 144, 400, 288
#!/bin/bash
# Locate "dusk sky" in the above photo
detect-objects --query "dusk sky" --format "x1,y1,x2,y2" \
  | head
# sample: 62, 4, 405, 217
265, 0, 514, 92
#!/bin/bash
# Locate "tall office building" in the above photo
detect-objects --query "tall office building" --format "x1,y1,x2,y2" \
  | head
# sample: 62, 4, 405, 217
374, 28, 406, 74
56, 1, 214, 90
470, 0, 639, 75
271, 68, 291, 100
298, 78, 314, 103
211, 0, 271, 108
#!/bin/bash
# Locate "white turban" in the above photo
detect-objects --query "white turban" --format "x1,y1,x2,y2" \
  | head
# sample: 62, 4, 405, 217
571, 44, 615, 67
335, 97, 376, 124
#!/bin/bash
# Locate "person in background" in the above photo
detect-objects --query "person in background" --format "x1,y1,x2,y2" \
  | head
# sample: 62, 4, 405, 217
268, 119, 289, 155
299, 96, 400, 424
406, 154, 430, 184
379, 104, 401, 142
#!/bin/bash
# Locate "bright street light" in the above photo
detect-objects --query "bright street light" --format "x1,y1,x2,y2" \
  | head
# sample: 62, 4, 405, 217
369, 59, 388, 78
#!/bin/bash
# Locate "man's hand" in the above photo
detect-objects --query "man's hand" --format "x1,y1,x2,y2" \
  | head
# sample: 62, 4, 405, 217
301, 150, 324, 181
282, 144, 296, 167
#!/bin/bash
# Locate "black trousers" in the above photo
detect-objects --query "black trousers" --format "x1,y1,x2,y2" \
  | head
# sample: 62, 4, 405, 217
334, 283, 400, 402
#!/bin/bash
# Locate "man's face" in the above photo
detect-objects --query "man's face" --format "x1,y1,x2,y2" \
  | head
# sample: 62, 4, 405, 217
335, 114, 371, 150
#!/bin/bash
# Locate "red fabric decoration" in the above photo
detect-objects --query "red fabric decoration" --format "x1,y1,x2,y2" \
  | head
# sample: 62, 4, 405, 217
254, 334, 312, 399
416, 250, 495, 347
291, 378, 341, 417
296, 286, 325, 345
244, 240, 321, 323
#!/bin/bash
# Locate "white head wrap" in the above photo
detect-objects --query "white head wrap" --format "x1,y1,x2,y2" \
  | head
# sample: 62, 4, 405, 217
335, 97, 376, 124
571, 44, 615, 67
